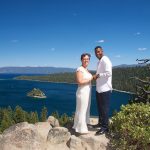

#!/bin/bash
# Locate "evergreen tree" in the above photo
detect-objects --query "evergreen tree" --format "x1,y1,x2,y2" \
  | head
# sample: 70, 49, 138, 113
0, 108, 2, 125
30, 111, 39, 123
40, 106, 48, 122
0, 106, 44, 133
51, 110, 59, 119
59, 113, 69, 126
7, 106, 14, 121
132, 59, 150, 103
24, 111, 31, 122
0, 110, 14, 132
34, 111, 39, 122
13, 105, 26, 123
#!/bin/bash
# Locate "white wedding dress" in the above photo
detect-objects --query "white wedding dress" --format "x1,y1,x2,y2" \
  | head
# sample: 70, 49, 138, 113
73, 66, 92, 133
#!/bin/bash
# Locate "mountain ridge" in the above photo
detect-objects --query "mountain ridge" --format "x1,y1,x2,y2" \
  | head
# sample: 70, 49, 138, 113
0, 66, 75, 74
0, 64, 146, 74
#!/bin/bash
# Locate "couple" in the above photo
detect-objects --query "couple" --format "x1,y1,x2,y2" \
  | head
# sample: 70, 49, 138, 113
72, 46, 112, 135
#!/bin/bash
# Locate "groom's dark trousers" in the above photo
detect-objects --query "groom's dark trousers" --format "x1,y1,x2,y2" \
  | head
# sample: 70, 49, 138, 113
96, 90, 111, 129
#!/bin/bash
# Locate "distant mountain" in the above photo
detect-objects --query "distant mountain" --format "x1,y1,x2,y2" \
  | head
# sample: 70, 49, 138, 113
0, 67, 75, 74
0, 64, 147, 74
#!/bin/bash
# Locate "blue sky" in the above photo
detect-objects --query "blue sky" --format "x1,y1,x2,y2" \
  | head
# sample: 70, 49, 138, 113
0, 0, 150, 70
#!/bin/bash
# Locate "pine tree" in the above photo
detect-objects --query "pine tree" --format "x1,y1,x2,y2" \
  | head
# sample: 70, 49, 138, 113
30, 111, 39, 123
0, 108, 2, 125
59, 113, 69, 126
13, 105, 26, 123
0, 110, 14, 132
132, 59, 150, 103
51, 110, 59, 119
40, 106, 48, 122
7, 106, 14, 121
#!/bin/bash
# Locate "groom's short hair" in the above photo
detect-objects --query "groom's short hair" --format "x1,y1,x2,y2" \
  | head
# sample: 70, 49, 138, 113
95, 46, 103, 51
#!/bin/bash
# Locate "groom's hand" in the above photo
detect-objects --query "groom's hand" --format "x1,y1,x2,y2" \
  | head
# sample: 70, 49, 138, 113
93, 74, 99, 80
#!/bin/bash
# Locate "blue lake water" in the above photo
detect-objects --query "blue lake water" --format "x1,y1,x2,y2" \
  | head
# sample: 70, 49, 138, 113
0, 74, 134, 117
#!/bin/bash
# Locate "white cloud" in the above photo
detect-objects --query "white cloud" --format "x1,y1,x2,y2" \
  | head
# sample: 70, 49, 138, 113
138, 48, 147, 51
50, 48, 55, 51
11, 40, 19, 43
96, 39, 105, 43
115, 55, 121, 58
135, 32, 141, 35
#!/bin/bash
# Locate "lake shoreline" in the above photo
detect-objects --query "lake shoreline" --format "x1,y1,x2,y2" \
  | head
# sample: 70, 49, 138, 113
113, 89, 135, 94
14, 78, 135, 94
0, 77, 132, 117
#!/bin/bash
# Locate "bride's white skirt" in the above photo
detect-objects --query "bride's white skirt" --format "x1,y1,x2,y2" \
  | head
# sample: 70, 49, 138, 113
73, 86, 91, 133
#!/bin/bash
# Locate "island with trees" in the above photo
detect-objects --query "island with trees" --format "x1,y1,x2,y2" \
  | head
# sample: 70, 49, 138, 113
27, 88, 46, 98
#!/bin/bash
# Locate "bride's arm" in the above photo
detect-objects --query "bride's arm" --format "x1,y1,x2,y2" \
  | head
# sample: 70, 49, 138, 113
76, 71, 92, 85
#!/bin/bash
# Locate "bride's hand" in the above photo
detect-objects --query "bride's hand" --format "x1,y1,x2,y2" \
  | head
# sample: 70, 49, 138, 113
93, 74, 99, 80
90, 76, 93, 81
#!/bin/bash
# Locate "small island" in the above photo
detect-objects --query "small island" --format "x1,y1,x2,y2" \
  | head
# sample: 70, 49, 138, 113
27, 88, 46, 98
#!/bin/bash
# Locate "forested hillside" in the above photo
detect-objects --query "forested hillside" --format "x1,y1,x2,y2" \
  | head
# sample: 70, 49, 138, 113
15, 66, 149, 92
112, 66, 149, 92
15, 73, 76, 83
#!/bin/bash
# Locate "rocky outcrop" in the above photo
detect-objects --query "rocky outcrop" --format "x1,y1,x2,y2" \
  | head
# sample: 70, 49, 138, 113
47, 116, 60, 127
35, 122, 52, 141
47, 127, 71, 144
0, 117, 110, 150
69, 135, 83, 150
77, 134, 109, 150
0, 134, 3, 141
0, 122, 45, 150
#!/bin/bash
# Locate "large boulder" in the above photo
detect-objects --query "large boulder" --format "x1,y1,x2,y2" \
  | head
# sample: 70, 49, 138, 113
69, 135, 83, 150
0, 122, 45, 150
80, 134, 109, 150
69, 133, 109, 150
0, 134, 3, 141
35, 122, 52, 141
47, 127, 71, 144
0, 117, 110, 150
69, 134, 109, 150
45, 143, 70, 150
47, 116, 59, 127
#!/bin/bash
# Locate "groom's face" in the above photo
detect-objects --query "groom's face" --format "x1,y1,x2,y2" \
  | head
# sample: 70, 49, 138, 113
95, 48, 103, 60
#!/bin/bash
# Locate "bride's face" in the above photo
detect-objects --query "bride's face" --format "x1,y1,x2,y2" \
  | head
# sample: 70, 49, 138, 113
81, 55, 90, 68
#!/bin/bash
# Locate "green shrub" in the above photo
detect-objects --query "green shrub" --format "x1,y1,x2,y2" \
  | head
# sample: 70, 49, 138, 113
110, 103, 150, 150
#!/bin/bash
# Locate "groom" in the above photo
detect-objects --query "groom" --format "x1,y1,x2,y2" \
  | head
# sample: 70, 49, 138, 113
93, 46, 112, 135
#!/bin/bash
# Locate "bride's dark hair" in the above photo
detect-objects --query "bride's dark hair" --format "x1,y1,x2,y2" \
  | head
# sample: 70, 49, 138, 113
81, 53, 91, 60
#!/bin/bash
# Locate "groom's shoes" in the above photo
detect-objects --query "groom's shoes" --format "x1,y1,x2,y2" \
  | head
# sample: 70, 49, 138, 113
92, 123, 101, 128
95, 128, 109, 136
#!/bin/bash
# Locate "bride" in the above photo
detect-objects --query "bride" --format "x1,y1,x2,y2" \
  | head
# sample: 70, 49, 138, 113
73, 53, 93, 134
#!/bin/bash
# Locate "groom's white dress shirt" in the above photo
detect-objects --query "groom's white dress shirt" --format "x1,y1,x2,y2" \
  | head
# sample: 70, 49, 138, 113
96, 55, 112, 93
